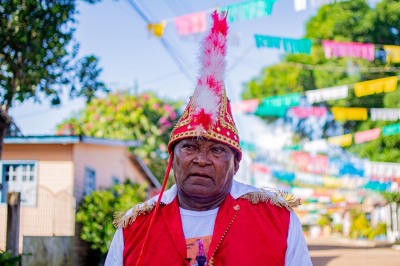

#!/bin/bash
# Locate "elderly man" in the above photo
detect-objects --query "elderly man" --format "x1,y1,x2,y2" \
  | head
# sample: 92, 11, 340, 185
105, 11, 312, 266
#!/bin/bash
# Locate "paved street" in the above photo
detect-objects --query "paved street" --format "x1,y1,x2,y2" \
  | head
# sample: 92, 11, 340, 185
307, 236, 400, 266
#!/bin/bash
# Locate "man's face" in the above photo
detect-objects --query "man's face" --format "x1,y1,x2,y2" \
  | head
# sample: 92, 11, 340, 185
172, 138, 239, 202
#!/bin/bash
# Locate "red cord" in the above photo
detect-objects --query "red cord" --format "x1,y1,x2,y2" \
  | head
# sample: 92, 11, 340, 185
135, 153, 173, 266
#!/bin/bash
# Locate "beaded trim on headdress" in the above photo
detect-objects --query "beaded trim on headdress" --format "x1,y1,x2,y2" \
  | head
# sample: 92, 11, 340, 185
169, 91, 241, 153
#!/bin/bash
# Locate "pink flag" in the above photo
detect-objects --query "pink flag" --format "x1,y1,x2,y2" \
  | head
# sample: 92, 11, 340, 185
291, 106, 327, 118
174, 11, 207, 36
291, 151, 310, 172
291, 151, 328, 174
231, 99, 259, 113
354, 128, 381, 144
251, 163, 270, 174
307, 154, 329, 174
322, 40, 375, 61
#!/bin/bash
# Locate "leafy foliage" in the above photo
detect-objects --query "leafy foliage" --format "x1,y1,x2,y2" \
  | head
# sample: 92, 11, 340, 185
381, 191, 400, 204
348, 210, 387, 240
0, 250, 21, 266
317, 214, 333, 227
0, 0, 107, 158
350, 212, 371, 239
305, 0, 373, 42
76, 181, 147, 257
242, 0, 400, 162
57, 91, 181, 182
0, 0, 107, 110
332, 223, 343, 234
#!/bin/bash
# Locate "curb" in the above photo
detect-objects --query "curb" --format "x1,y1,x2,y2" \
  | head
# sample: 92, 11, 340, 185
333, 237, 376, 247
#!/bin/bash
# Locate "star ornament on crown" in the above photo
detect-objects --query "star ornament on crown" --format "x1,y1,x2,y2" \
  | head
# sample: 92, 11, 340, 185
168, 10, 242, 160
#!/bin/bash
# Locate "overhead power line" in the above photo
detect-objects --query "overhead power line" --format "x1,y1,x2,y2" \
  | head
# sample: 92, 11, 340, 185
125, 0, 194, 82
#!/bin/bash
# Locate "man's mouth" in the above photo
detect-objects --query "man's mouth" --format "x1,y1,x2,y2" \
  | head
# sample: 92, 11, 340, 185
189, 173, 211, 178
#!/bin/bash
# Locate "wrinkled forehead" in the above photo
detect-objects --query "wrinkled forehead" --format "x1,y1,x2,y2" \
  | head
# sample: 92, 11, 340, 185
175, 137, 229, 147
173, 137, 239, 157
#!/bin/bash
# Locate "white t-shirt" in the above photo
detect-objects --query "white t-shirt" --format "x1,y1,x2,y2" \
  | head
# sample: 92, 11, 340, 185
180, 207, 218, 239
180, 208, 218, 265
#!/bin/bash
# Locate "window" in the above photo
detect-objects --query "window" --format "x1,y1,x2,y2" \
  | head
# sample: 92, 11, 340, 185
1, 162, 37, 206
84, 167, 96, 196
112, 176, 120, 185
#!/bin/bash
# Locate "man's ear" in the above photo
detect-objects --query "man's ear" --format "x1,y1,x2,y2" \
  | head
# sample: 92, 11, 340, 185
234, 158, 240, 175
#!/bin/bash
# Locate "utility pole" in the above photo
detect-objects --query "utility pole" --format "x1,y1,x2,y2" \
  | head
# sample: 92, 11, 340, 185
6, 192, 21, 256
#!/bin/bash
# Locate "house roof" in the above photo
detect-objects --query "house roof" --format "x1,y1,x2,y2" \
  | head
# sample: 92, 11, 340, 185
129, 155, 162, 189
4, 134, 163, 188
4, 135, 141, 147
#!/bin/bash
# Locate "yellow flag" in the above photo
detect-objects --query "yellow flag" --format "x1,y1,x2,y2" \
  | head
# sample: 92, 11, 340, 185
384, 45, 400, 63
328, 134, 352, 147
331, 107, 368, 121
147, 21, 166, 38
323, 176, 342, 188
354, 76, 398, 97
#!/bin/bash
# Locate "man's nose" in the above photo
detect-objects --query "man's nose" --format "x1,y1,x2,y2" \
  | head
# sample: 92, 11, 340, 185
193, 151, 211, 166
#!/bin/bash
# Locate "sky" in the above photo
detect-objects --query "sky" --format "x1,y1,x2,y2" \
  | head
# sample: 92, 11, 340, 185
9, 0, 316, 135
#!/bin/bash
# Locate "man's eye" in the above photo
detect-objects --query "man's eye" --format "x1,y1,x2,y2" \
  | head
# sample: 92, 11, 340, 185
212, 147, 226, 153
182, 144, 196, 150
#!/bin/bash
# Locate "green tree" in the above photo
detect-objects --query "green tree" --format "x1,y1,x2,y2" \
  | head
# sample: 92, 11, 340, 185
0, 0, 108, 158
0, 250, 21, 266
242, 60, 315, 100
348, 89, 400, 162
317, 213, 333, 227
382, 191, 400, 204
367, 0, 400, 44
57, 91, 181, 182
350, 213, 372, 239
305, 0, 373, 42
76, 181, 147, 262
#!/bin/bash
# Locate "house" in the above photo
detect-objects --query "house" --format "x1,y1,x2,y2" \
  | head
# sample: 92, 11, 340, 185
0, 135, 160, 261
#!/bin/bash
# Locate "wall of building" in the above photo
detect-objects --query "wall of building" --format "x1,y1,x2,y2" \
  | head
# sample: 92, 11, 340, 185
72, 144, 148, 203
1, 144, 75, 252
3, 144, 73, 161
0, 142, 150, 253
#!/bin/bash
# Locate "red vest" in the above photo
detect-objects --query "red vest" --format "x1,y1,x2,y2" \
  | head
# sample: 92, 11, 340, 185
123, 194, 290, 265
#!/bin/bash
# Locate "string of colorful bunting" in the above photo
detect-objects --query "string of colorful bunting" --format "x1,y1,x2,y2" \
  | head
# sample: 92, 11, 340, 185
255, 34, 400, 62
232, 76, 400, 122
147, 0, 278, 38
251, 151, 400, 191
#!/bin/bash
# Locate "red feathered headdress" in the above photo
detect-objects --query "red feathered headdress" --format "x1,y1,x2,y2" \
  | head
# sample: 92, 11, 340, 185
168, 10, 242, 160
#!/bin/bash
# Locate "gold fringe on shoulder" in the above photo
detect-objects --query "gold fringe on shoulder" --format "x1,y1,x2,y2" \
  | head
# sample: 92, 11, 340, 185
112, 202, 156, 229
239, 189, 301, 211
278, 190, 302, 210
